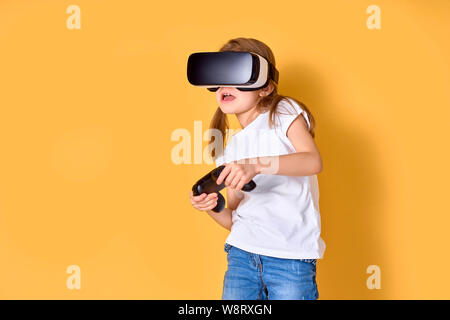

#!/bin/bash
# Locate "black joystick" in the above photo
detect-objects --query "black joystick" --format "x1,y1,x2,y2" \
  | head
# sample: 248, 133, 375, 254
192, 165, 257, 213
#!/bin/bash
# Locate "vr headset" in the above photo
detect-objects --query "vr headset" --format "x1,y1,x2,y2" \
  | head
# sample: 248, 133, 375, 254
187, 51, 279, 92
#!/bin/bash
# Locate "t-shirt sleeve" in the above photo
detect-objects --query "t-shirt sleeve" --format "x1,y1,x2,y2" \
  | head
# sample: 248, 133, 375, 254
277, 98, 311, 137
215, 154, 224, 167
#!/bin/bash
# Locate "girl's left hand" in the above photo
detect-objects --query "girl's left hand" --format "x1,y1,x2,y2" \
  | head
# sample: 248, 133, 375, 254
216, 159, 260, 191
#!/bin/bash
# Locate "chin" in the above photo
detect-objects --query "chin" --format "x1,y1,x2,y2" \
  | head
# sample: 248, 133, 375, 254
219, 105, 236, 114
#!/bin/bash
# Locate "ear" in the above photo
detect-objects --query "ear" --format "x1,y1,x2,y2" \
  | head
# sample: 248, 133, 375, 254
259, 82, 275, 97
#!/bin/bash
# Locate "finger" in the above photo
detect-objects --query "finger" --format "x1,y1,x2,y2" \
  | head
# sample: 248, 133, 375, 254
216, 165, 231, 185
192, 193, 207, 201
230, 173, 243, 189
205, 193, 218, 201
225, 169, 237, 187
198, 196, 216, 205
205, 203, 218, 211
193, 194, 217, 206
204, 200, 219, 210
235, 176, 248, 191
196, 199, 217, 210
197, 198, 217, 206
192, 194, 206, 202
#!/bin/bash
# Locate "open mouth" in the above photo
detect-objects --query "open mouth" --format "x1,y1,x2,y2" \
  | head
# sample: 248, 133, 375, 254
221, 93, 236, 102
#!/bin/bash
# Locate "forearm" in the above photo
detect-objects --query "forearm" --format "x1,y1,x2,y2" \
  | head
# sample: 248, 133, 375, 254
206, 207, 233, 231
255, 152, 322, 177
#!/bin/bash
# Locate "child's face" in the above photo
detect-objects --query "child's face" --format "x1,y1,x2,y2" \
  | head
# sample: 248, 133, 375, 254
215, 85, 272, 114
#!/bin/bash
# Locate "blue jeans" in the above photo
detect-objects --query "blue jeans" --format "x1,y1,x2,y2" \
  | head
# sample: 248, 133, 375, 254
222, 243, 318, 300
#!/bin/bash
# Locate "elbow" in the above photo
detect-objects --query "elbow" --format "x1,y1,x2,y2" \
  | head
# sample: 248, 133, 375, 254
317, 162, 323, 174
314, 155, 323, 174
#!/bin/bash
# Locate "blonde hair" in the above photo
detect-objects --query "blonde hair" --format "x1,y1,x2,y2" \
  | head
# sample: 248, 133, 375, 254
209, 37, 316, 159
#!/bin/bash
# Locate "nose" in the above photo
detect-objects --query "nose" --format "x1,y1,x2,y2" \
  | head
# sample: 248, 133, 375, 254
218, 87, 235, 92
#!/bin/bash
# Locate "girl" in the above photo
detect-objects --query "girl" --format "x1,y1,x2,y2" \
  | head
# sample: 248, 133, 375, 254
189, 37, 325, 300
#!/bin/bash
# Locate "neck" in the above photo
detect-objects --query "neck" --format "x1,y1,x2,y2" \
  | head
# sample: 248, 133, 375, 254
236, 106, 261, 129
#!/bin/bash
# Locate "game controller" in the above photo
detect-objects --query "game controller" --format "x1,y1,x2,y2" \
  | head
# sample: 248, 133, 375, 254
192, 165, 257, 213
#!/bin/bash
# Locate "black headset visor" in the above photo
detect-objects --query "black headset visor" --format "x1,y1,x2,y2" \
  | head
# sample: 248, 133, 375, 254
187, 51, 279, 92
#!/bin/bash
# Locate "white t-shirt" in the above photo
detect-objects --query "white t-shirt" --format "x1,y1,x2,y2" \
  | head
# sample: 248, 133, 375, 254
215, 97, 326, 259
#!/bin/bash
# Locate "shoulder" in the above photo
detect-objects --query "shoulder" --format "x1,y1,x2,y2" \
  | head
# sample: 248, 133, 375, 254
277, 96, 303, 113
276, 97, 305, 115
275, 97, 311, 133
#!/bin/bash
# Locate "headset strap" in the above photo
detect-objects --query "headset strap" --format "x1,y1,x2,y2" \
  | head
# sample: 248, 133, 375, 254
270, 63, 279, 84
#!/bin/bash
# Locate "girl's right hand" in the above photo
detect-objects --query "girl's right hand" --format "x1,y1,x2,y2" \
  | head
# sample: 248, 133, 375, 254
189, 190, 218, 212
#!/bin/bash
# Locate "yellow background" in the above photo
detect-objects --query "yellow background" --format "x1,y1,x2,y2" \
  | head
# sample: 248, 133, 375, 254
0, 0, 449, 299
